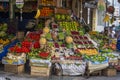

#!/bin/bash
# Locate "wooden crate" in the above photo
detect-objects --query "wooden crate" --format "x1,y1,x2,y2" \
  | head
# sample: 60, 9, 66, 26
16, 31, 24, 41
30, 66, 51, 77
102, 68, 117, 76
4, 64, 24, 74
86, 70, 102, 77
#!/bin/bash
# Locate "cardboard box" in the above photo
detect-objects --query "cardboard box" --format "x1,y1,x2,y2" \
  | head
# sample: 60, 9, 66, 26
2, 57, 26, 65
102, 68, 117, 76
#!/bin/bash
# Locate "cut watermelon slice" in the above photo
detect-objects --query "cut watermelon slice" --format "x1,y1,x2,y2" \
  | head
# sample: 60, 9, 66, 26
54, 42, 59, 48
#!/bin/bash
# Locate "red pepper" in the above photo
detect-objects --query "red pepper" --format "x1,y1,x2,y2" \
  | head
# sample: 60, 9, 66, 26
21, 46, 30, 53
9, 45, 20, 52
26, 32, 40, 41
16, 47, 22, 53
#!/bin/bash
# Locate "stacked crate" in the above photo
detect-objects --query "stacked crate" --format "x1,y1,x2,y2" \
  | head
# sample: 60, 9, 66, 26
30, 59, 51, 77
30, 66, 50, 76
102, 68, 117, 76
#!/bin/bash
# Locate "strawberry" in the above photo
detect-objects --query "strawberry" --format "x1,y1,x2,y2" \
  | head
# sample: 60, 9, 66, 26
39, 52, 50, 59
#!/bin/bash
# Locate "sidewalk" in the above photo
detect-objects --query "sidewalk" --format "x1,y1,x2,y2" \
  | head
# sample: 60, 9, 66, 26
0, 69, 120, 80
0, 51, 119, 80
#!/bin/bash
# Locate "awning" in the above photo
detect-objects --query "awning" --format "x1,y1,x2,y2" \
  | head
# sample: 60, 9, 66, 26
118, 0, 120, 3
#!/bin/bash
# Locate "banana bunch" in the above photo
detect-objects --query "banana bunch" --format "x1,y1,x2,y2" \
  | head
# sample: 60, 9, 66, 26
103, 14, 110, 22
110, 17, 114, 24
34, 9, 41, 19
111, 39, 117, 44
0, 39, 10, 46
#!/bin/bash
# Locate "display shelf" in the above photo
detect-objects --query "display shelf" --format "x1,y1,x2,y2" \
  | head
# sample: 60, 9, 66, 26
0, 40, 19, 60
36, 0, 56, 25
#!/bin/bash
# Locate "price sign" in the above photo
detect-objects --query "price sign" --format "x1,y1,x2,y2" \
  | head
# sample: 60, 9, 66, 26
16, 0, 24, 9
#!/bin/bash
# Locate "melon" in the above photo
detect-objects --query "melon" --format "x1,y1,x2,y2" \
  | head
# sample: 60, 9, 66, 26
43, 27, 50, 34
39, 37, 47, 45
65, 36, 73, 44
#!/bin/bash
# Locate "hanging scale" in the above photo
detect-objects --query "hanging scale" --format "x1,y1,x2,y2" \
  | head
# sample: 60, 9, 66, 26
16, 0, 24, 21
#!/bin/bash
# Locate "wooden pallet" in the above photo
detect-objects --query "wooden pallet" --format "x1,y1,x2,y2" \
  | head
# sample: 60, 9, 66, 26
30, 66, 51, 77
4, 64, 24, 74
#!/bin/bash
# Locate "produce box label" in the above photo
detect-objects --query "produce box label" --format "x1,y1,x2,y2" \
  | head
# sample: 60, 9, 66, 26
2, 58, 26, 65
89, 59, 109, 65
30, 59, 51, 67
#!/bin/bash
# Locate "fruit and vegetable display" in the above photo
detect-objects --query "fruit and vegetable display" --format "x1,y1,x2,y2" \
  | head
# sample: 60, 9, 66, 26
0, 39, 10, 46
55, 14, 71, 21
2, 31, 42, 65
103, 14, 110, 22
0, 44, 3, 53
89, 31, 116, 51
51, 47, 82, 61
35, 19, 45, 30
39, 7, 54, 17
0, 23, 16, 46
34, 9, 41, 19
59, 21, 78, 31
0, 23, 8, 38
28, 47, 51, 59
2, 52, 26, 65
1, 6, 119, 76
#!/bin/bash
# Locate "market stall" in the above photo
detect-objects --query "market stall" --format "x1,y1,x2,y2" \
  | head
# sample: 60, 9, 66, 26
0, 0, 120, 78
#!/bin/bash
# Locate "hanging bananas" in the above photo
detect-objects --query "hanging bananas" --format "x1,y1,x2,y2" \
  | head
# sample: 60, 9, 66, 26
34, 9, 41, 19
110, 17, 114, 24
103, 14, 110, 22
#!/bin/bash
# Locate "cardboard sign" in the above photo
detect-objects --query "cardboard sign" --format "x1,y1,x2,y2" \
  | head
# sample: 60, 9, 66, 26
55, 8, 71, 14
